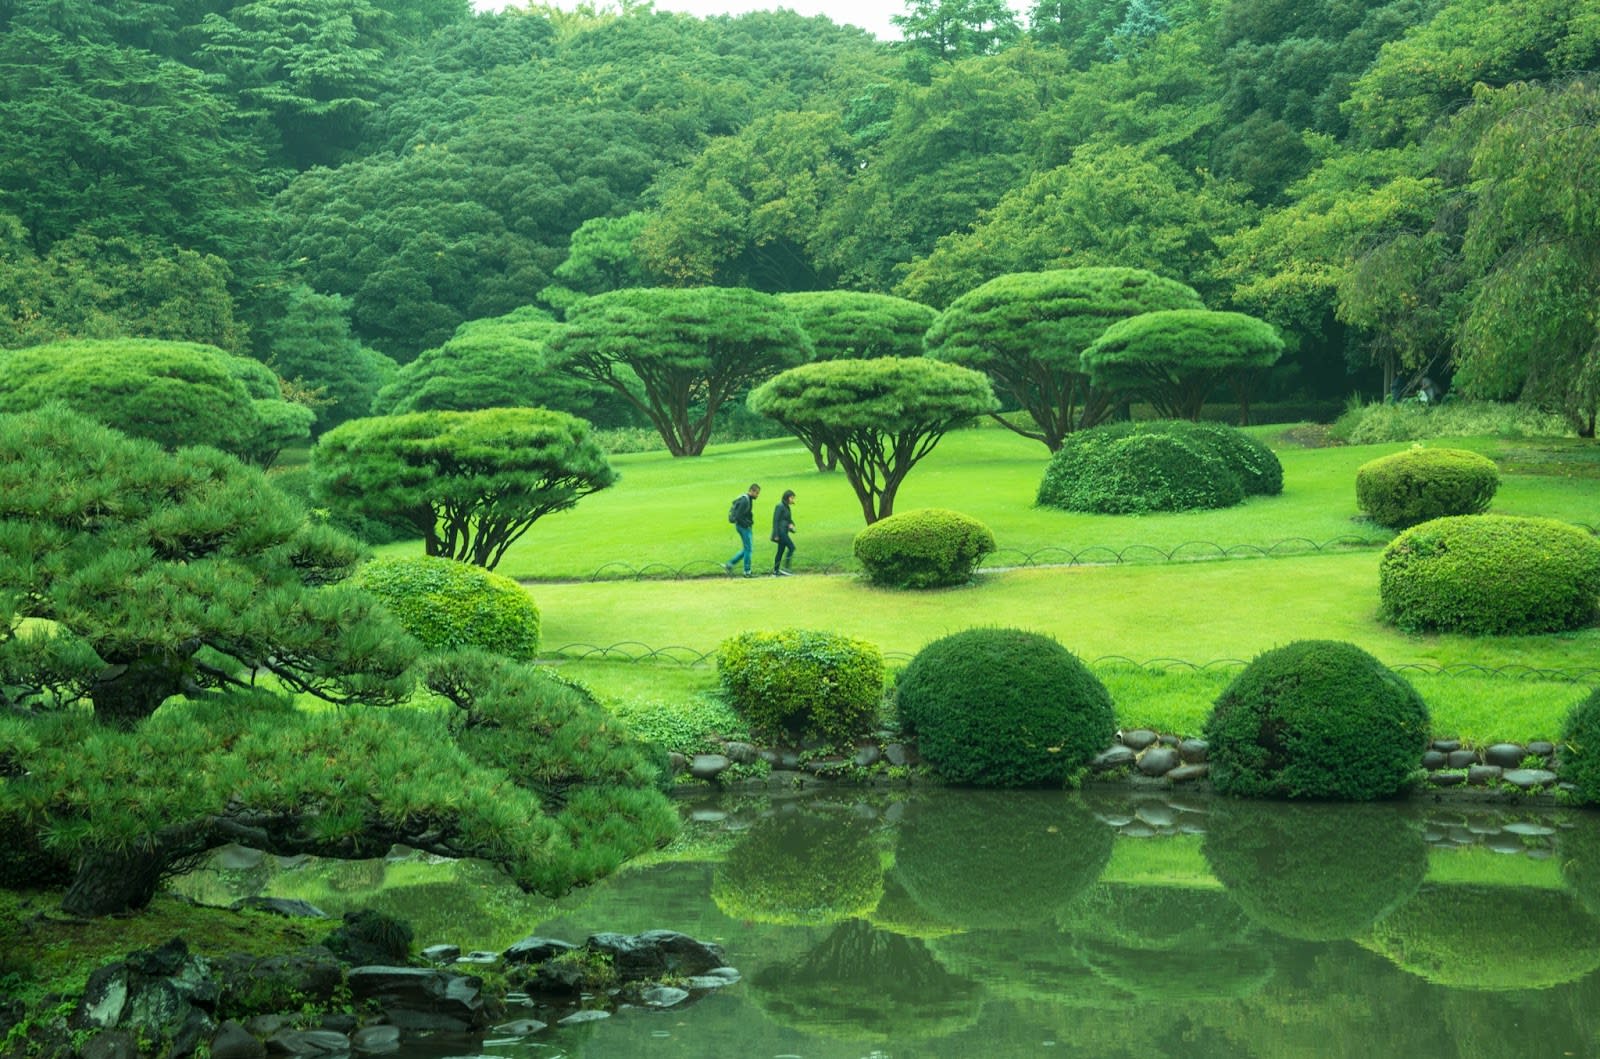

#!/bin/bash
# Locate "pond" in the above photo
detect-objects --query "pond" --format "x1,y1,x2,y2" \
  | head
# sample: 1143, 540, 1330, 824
177, 788, 1600, 1057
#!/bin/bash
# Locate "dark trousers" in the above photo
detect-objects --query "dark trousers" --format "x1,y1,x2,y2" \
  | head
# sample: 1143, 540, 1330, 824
773, 534, 795, 570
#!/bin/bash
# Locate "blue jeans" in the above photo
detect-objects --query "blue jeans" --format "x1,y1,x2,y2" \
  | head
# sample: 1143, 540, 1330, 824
727, 526, 753, 572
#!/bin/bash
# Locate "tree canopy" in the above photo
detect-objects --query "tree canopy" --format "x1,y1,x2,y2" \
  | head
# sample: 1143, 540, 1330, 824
748, 357, 997, 523
549, 286, 812, 456
311, 407, 618, 569
925, 267, 1204, 450
1082, 308, 1285, 420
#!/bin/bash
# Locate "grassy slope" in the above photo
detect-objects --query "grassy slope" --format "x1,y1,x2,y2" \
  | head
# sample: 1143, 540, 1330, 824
378, 425, 1598, 743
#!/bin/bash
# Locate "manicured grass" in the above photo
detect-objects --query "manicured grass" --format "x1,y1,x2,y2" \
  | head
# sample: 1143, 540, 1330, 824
374, 425, 1598, 581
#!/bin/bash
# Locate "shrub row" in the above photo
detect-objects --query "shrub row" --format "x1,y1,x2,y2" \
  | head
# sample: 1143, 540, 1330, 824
1037, 420, 1282, 515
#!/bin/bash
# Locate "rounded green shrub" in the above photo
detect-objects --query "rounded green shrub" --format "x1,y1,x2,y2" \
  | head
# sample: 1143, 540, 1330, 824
1379, 515, 1600, 634
716, 628, 885, 742
1558, 686, 1600, 805
1203, 802, 1426, 941
1203, 640, 1429, 800
1355, 446, 1499, 528
1036, 420, 1280, 514
712, 812, 885, 926
895, 628, 1114, 787
354, 556, 540, 660
852, 508, 995, 589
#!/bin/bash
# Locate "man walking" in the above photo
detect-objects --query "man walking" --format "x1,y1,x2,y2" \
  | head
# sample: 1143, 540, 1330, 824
723, 483, 760, 576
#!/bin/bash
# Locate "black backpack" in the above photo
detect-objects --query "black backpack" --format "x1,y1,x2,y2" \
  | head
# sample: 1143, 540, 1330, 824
727, 494, 748, 523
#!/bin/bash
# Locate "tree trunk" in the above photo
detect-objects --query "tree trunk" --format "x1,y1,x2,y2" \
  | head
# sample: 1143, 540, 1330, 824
61, 822, 210, 916
89, 644, 199, 730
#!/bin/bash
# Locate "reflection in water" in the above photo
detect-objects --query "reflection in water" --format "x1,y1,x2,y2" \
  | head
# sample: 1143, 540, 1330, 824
174, 789, 1600, 1057
1203, 800, 1427, 941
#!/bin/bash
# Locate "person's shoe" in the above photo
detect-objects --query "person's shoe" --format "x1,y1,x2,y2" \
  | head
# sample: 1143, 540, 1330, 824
723, 562, 734, 574
742, 571, 753, 578
776, 568, 792, 576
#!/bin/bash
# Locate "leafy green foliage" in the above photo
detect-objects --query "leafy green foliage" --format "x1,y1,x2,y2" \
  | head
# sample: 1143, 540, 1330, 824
716, 629, 885, 742
1203, 640, 1430, 800
355, 556, 540, 661
1560, 687, 1600, 806
711, 811, 884, 925
925, 268, 1205, 451
1379, 515, 1600, 634
1037, 420, 1281, 514
1354, 446, 1499, 528
266, 286, 397, 435
852, 508, 996, 589
0, 339, 310, 461
1203, 801, 1427, 940
606, 695, 750, 756
1081, 309, 1284, 420
776, 291, 937, 361
895, 628, 1114, 787
0, 404, 415, 729
1329, 399, 1574, 444
748, 357, 996, 522
551, 286, 812, 457
312, 407, 617, 569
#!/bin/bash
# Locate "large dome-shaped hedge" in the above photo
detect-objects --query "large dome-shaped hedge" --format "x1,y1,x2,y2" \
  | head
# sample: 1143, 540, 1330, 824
1355, 446, 1498, 528
1037, 420, 1281, 514
1379, 515, 1600, 634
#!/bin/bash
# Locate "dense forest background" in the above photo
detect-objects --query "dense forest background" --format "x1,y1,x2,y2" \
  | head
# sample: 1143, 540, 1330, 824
3, 0, 1597, 432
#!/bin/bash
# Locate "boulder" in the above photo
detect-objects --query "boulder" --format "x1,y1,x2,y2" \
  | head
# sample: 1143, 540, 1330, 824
346, 967, 489, 1032
583, 931, 726, 980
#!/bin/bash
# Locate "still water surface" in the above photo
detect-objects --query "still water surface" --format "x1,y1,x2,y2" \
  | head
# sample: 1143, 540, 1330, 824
181, 789, 1600, 1058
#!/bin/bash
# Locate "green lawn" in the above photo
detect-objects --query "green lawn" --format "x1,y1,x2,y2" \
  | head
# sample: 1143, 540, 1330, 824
374, 423, 1599, 744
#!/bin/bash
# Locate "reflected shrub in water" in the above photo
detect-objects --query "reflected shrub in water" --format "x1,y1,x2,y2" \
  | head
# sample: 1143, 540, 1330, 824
355, 555, 540, 660
1204, 640, 1429, 800
896, 628, 1114, 787
1379, 515, 1600, 634
749, 919, 982, 1043
716, 629, 885, 742
1075, 935, 1274, 1002
1558, 687, 1600, 806
711, 812, 885, 926
1354, 447, 1499, 528
1559, 817, 1600, 917
1359, 885, 1600, 990
892, 792, 1112, 929
1202, 802, 1426, 941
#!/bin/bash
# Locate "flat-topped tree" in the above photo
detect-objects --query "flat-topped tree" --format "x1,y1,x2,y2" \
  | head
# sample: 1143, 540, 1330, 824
925, 268, 1205, 451
0, 406, 676, 915
749, 358, 997, 524
373, 306, 571, 414
1082, 309, 1284, 421
548, 286, 812, 456
311, 407, 617, 570
777, 291, 939, 469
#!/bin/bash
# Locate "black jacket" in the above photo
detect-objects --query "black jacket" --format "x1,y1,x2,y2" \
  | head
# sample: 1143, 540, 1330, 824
731, 493, 756, 528
771, 501, 794, 540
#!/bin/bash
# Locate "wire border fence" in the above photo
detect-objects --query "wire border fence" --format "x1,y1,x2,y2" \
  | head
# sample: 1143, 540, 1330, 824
541, 643, 1600, 684
567, 534, 1409, 582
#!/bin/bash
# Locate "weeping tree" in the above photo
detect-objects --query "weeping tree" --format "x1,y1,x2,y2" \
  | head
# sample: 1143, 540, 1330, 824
1081, 309, 1284, 421
749, 357, 996, 523
925, 268, 1204, 450
311, 407, 617, 569
548, 286, 813, 456
0, 406, 675, 915
778, 291, 940, 469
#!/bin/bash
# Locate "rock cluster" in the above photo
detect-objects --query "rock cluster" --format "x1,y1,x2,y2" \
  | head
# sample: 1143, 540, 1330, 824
36, 930, 736, 1059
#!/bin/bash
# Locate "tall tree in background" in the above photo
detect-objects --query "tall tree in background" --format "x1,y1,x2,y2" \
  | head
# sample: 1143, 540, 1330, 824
549, 286, 812, 456
894, 0, 1021, 75
267, 285, 398, 433
926, 267, 1204, 450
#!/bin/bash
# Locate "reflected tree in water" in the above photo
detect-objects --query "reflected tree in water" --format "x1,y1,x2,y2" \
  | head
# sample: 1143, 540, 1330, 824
1203, 802, 1426, 941
711, 810, 886, 926
749, 918, 983, 1042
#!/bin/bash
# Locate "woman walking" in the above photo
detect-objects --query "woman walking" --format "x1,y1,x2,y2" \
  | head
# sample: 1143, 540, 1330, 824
771, 490, 797, 575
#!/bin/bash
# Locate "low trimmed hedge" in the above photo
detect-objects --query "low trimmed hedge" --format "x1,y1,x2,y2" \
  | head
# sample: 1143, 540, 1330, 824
1355, 446, 1499, 528
853, 508, 995, 589
354, 556, 540, 660
895, 628, 1114, 787
1036, 420, 1281, 514
1203, 640, 1430, 800
1379, 515, 1600, 634
716, 628, 885, 742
